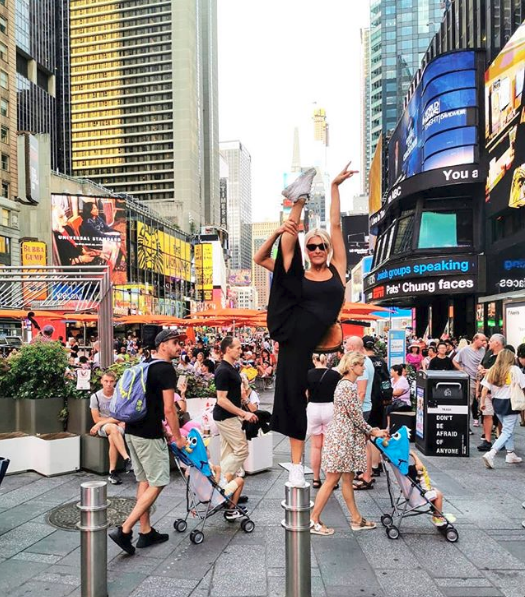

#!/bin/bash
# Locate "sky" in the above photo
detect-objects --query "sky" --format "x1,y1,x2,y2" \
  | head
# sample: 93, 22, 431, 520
218, 0, 371, 223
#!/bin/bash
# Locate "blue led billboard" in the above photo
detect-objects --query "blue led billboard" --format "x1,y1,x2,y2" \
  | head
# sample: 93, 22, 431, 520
388, 50, 480, 191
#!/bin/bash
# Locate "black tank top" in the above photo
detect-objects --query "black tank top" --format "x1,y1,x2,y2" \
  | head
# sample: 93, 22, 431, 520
301, 264, 344, 327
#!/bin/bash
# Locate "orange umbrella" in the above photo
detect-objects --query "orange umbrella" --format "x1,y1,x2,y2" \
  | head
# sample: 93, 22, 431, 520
341, 302, 391, 313
189, 308, 262, 319
0, 309, 65, 319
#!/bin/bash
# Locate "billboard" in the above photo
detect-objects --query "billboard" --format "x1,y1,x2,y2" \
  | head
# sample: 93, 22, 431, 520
195, 243, 213, 302
51, 195, 127, 284
485, 21, 525, 212
137, 223, 191, 282
388, 51, 479, 191
21, 240, 47, 303
341, 215, 370, 271
369, 135, 383, 216
228, 269, 252, 286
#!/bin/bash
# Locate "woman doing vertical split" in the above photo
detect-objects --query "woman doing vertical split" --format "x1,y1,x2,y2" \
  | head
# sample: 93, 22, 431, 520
253, 163, 357, 487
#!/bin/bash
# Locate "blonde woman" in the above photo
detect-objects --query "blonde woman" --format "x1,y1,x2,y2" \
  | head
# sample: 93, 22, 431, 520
307, 354, 341, 488
254, 164, 356, 487
481, 349, 525, 469
310, 352, 388, 536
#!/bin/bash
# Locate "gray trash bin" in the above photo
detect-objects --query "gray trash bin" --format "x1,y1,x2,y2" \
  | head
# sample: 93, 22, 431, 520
415, 370, 470, 457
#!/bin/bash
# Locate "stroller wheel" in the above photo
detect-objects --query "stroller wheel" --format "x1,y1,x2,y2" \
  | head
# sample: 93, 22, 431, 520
380, 514, 393, 528
386, 525, 400, 540
190, 530, 204, 545
173, 519, 187, 533
241, 519, 255, 533
445, 528, 459, 543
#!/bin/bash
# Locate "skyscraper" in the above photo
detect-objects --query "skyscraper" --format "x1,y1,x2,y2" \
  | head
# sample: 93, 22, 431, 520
68, 0, 219, 233
360, 27, 371, 195
366, 0, 446, 183
252, 221, 279, 309
220, 140, 252, 271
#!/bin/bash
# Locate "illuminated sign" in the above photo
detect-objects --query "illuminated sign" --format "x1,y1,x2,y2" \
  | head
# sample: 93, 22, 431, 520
21, 241, 47, 303
365, 276, 477, 302
137, 222, 191, 282
388, 50, 480, 193
505, 304, 525, 348
195, 243, 213, 302
485, 20, 525, 213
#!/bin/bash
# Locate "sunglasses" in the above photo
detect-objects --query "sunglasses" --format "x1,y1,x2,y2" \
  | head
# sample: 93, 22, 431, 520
306, 242, 327, 252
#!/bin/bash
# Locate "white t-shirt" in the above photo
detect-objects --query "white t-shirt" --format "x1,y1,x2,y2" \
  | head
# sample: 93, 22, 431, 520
481, 366, 525, 399
247, 389, 260, 408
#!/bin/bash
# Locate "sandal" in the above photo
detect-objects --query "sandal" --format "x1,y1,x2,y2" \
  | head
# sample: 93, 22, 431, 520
353, 479, 375, 490
351, 517, 377, 531
310, 521, 334, 536
312, 479, 322, 489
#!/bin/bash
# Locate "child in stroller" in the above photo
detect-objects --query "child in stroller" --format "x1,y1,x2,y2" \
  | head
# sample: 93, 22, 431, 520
372, 426, 459, 542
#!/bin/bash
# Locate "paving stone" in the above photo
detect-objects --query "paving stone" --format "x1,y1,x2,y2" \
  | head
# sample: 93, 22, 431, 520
12, 551, 62, 564
455, 528, 524, 570
0, 503, 55, 535
25, 529, 80, 556
0, 558, 48, 593
495, 540, 525, 564
440, 588, 503, 597
0, 522, 56, 558
435, 577, 495, 587
7, 580, 77, 596
130, 575, 195, 597
33, 564, 81, 587
376, 569, 444, 597
484, 570, 525, 597
107, 572, 149, 597
209, 545, 267, 596
354, 528, 417, 569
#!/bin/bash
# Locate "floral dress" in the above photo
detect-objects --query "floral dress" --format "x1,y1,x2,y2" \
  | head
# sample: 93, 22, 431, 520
322, 379, 373, 474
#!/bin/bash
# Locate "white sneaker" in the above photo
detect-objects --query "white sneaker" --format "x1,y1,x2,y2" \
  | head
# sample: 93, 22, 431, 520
236, 467, 246, 478
505, 452, 522, 464
482, 451, 495, 469
288, 464, 306, 487
282, 168, 316, 203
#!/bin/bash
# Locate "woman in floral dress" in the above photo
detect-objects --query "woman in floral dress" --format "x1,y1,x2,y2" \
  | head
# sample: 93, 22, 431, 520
310, 351, 388, 535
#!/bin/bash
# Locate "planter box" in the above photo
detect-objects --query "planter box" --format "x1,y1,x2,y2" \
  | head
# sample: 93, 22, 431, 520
33, 433, 80, 476
0, 397, 17, 433
244, 432, 273, 474
17, 397, 64, 434
0, 433, 32, 473
81, 433, 126, 475
67, 399, 92, 435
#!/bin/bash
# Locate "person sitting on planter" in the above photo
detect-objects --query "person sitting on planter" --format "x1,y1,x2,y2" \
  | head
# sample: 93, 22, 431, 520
90, 370, 132, 484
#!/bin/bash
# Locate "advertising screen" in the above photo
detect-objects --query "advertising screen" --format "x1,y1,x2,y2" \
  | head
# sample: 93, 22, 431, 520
51, 195, 127, 284
137, 223, 191, 282
388, 50, 479, 191
485, 21, 525, 212
341, 214, 370, 271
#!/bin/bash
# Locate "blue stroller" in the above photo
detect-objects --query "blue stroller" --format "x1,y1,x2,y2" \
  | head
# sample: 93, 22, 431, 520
372, 427, 459, 543
170, 429, 255, 544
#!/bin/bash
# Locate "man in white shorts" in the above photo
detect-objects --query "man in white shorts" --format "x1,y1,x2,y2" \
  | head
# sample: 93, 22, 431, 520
90, 371, 132, 484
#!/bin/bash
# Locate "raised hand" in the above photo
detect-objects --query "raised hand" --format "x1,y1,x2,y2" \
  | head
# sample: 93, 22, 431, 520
332, 162, 359, 186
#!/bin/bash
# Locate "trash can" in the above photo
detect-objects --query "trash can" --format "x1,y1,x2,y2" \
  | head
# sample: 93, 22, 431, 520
415, 370, 470, 457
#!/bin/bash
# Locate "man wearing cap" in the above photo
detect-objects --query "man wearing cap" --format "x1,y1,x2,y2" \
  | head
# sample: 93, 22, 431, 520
109, 329, 186, 556
30, 324, 55, 343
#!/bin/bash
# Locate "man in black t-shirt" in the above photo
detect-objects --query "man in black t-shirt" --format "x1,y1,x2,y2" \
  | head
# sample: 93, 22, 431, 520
109, 329, 186, 556
213, 336, 257, 478
428, 342, 455, 371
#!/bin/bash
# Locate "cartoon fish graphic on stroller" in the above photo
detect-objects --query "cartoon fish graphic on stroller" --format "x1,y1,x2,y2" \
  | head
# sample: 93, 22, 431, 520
170, 429, 255, 544
372, 426, 459, 543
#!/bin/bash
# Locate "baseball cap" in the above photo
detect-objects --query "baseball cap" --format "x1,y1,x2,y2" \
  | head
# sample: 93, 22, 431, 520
362, 335, 375, 349
154, 329, 185, 348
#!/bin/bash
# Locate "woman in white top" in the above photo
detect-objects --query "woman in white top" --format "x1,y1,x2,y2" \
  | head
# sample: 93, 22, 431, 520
481, 349, 525, 469
240, 373, 260, 412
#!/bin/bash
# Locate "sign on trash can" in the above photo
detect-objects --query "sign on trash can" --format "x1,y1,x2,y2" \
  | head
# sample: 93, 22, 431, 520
415, 370, 470, 457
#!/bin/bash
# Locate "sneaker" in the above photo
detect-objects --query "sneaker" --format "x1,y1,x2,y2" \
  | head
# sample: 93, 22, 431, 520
108, 471, 122, 485
505, 452, 522, 464
482, 451, 495, 469
473, 420, 480, 427
109, 526, 135, 555
136, 528, 169, 548
225, 509, 244, 521
288, 464, 306, 488
282, 167, 316, 203
124, 458, 133, 473
236, 467, 246, 478
477, 440, 493, 452
431, 515, 447, 527
469, 428, 474, 435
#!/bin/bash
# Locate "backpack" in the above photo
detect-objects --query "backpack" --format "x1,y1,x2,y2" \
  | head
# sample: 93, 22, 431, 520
110, 360, 161, 423
369, 355, 393, 407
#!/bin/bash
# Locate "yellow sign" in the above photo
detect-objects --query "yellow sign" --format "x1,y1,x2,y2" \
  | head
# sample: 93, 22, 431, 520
195, 243, 213, 302
137, 222, 191, 281
369, 134, 383, 216
21, 241, 48, 302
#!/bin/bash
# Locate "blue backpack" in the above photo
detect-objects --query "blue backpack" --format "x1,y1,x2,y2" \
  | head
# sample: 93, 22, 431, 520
110, 360, 160, 423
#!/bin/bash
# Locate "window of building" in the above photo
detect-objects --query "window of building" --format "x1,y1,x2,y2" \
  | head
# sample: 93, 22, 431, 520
0, 235, 11, 265
393, 212, 415, 254
0, 42, 6, 62
0, 99, 8, 117
1, 208, 8, 226
418, 210, 473, 249
0, 70, 7, 89
1, 153, 8, 171
1, 180, 8, 198
1, 125, 7, 143
0, 17, 6, 35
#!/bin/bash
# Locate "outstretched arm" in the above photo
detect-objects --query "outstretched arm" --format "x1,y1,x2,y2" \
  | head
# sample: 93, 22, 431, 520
253, 220, 298, 272
330, 163, 358, 283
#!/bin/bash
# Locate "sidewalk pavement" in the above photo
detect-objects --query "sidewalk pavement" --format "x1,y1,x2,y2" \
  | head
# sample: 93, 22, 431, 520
1, 395, 525, 596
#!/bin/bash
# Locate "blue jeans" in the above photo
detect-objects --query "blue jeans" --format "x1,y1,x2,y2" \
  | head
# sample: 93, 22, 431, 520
492, 414, 519, 453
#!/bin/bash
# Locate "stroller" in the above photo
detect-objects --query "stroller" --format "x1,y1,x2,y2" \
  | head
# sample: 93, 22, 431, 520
372, 427, 459, 543
170, 429, 255, 545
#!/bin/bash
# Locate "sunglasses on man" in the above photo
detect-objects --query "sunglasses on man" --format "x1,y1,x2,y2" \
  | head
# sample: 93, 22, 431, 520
306, 242, 328, 252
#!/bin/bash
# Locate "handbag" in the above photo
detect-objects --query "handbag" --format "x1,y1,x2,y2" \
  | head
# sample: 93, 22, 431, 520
510, 370, 525, 411
315, 321, 343, 353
